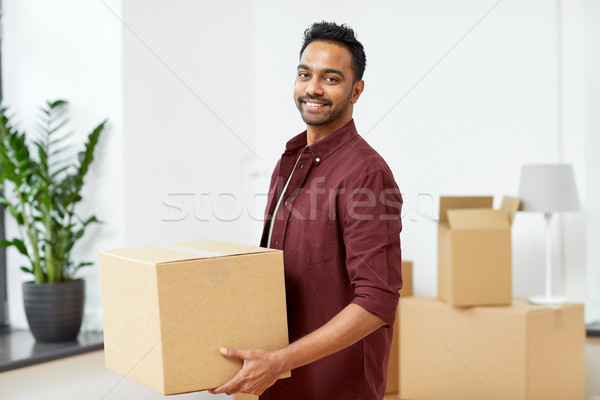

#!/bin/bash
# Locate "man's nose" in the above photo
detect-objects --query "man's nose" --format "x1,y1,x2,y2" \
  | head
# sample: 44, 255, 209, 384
305, 78, 324, 97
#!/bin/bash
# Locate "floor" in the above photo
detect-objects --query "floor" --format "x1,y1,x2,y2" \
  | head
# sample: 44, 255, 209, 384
0, 338, 598, 399
586, 337, 600, 400
0, 329, 103, 372
0, 350, 228, 400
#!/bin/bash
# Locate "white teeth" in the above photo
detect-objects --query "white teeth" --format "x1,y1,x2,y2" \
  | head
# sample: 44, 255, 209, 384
306, 102, 324, 107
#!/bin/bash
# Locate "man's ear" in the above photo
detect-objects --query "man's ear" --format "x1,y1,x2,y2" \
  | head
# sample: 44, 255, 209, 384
351, 80, 365, 104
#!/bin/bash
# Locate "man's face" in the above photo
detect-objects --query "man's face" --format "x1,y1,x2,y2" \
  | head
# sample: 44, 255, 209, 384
294, 40, 362, 128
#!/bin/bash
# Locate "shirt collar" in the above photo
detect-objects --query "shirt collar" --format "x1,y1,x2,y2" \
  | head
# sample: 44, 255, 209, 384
284, 119, 358, 166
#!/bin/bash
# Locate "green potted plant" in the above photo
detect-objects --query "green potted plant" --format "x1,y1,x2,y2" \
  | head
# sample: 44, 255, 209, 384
0, 99, 106, 342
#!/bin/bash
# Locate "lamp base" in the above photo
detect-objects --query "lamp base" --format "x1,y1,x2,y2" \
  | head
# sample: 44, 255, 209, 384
529, 295, 568, 305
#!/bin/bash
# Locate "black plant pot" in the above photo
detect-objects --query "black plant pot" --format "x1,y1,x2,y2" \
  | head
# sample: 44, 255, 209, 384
22, 279, 85, 342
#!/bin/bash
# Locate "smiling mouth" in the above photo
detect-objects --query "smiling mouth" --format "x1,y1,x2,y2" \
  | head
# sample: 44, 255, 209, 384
302, 99, 331, 108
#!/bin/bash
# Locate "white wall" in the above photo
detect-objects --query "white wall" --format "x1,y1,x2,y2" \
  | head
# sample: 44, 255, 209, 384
253, 0, 595, 316
584, 0, 600, 323
559, 0, 588, 319
2, 0, 125, 331
2, 0, 598, 383
121, 0, 260, 248
1, 0, 598, 398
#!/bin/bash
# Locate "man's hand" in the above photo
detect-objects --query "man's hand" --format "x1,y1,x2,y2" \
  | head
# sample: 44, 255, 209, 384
208, 347, 287, 396
209, 304, 386, 396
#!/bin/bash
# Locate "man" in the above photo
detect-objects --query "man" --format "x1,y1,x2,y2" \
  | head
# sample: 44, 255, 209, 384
210, 21, 403, 400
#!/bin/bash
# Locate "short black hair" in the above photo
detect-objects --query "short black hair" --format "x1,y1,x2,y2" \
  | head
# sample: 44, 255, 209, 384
300, 21, 366, 83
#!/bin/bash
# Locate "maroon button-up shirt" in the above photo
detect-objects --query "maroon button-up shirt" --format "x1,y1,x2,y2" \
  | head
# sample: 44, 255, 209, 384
259, 119, 403, 400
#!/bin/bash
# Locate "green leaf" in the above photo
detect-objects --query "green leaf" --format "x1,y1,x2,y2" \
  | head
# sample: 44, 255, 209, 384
0, 196, 13, 208
50, 130, 75, 145
49, 144, 72, 158
49, 165, 71, 180
34, 142, 48, 167
78, 261, 94, 268
48, 118, 69, 135
74, 120, 106, 186
12, 238, 28, 256
31, 122, 48, 142
0, 161, 16, 182
0, 238, 28, 256
48, 99, 68, 109
15, 212, 25, 225
20, 266, 34, 275
81, 215, 101, 226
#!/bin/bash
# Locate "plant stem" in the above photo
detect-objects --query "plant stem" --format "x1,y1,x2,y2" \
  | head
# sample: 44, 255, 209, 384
18, 193, 43, 283
44, 212, 56, 283
60, 212, 74, 281
44, 113, 56, 283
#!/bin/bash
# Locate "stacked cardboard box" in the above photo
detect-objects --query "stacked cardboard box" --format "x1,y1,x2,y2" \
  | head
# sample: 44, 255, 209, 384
399, 297, 585, 399
437, 195, 519, 306
99, 241, 290, 395
397, 195, 586, 399
385, 261, 413, 395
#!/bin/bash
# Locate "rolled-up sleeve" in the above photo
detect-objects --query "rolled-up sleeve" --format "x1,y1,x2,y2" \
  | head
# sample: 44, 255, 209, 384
341, 170, 403, 327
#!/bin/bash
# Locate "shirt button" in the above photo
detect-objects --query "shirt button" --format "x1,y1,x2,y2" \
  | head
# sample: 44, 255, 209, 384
275, 240, 279, 245
315, 157, 321, 163
284, 201, 288, 206
300, 164, 304, 169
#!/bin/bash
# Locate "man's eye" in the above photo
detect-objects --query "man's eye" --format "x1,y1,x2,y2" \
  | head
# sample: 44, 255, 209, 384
325, 77, 338, 83
298, 72, 309, 79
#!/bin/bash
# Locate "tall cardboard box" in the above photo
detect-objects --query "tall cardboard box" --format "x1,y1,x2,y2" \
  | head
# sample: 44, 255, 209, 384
386, 261, 413, 394
438, 196, 520, 306
400, 297, 585, 400
99, 241, 290, 395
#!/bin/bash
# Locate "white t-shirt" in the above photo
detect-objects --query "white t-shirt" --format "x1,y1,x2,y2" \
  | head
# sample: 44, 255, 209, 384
266, 148, 305, 248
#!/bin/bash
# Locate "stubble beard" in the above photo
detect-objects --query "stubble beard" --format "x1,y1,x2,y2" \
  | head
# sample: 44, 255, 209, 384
297, 89, 353, 127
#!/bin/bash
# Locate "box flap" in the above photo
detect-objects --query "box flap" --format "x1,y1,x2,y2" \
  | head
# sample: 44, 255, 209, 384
438, 196, 494, 224
500, 196, 520, 226
100, 241, 276, 265
439, 196, 494, 224
447, 209, 510, 230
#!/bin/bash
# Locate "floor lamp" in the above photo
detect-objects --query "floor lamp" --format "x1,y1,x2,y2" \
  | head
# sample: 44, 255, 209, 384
518, 164, 580, 305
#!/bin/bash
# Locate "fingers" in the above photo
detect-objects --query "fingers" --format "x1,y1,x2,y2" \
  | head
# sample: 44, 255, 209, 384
208, 383, 236, 395
209, 348, 271, 395
208, 348, 250, 395
208, 375, 247, 396
220, 347, 253, 360
208, 374, 238, 395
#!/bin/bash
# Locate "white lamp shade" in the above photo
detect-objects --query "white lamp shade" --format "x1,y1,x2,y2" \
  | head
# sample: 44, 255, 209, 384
518, 164, 580, 212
